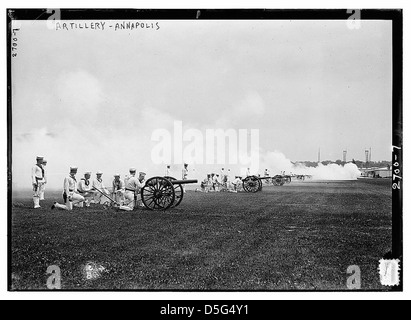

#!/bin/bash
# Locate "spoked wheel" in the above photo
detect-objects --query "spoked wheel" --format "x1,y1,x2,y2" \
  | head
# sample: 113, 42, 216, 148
243, 176, 261, 193
164, 176, 184, 208
273, 175, 286, 186
141, 177, 175, 211
257, 179, 263, 191
285, 176, 292, 184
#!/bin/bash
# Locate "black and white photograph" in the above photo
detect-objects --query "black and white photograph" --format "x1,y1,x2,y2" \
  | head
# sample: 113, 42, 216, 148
7, 7, 403, 296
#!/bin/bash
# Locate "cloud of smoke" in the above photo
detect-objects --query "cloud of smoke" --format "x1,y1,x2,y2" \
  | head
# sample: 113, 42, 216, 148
261, 151, 361, 180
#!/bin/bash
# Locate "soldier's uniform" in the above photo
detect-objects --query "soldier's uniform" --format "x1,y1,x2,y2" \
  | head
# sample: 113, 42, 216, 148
39, 159, 48, 201
92, 171, 110, 204
213, 174, 220, 192
119, 168, 145, 211
112, 174, 125, 204
77, 171, 94, 207
246, 168, 251, 177
31, 156, 45, 209
264, 169, 270, 184
165, 166, 171, 177
182, 164, 189, 193
232, 176, 243, 193
52, 167, 85, 210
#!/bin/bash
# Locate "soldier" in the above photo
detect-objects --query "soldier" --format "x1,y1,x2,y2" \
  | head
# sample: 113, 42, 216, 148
52, 167, 85, 210
92, 171, 110, 204
165, 165, 171, 177
214, 174, 221, 192
246, 168, 251, 177
197, 175, 210, 193
232, 176, 243, 193
112, 174, 125, 204
39, 159, 48, 201
226, 170, 232, 191
182, 163, 189, 193
31, 156, 45, 209
77, 171, 94, 207
119, 168, 145, 211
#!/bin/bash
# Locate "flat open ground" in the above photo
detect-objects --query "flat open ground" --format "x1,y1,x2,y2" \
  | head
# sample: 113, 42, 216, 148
10, 179, 392, 291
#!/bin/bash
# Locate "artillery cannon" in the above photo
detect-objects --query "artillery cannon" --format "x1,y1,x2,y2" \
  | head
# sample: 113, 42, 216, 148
141, 177, 198, 211
242, 174, 292, 193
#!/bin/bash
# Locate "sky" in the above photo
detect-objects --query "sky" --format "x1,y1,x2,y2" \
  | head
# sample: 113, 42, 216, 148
11, 19, 393, 189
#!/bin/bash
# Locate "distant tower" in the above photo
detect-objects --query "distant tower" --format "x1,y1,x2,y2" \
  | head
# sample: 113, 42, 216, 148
343, 150, 347, 163
365, 149, 370, 166
369, 147, 372, 162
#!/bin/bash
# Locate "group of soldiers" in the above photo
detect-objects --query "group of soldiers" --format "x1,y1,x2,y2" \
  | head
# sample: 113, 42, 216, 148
31, 156, 148, 211
31, 157, 192, 211
197, 168, 248, 193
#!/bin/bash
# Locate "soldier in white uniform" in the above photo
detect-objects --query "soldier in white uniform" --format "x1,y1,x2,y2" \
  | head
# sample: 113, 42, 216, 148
165, 165, 171, 177
246, 168, 251, 177
264, 169, 270, 184
52, 167, 85, 210
92, 171, 110, 204
119, 168, 145, 211
182, 163, 189, 193
39, 159, 48, 201
213, 174, 220, 192
112, 174, 125, 204
77, 171, 94, 207
232, 176, 243, 193
31, 156, 45, 209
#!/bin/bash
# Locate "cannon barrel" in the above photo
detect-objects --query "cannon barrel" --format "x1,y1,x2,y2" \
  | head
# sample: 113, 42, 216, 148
170, 179, 198, 185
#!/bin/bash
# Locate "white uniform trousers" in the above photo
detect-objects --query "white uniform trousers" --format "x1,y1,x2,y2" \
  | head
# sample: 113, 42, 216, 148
39, 183, 46, 200
32, 183, 43, 208
93, 189, 110, 204
119, 190, 135, 211
54, 192, 85, 211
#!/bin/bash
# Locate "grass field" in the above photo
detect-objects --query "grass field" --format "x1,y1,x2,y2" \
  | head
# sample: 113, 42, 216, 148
10, 179, 392, 291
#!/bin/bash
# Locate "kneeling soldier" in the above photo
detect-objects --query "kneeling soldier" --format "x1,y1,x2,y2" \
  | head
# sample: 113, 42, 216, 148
52, 167, 85, 210
77, 171, 94, 207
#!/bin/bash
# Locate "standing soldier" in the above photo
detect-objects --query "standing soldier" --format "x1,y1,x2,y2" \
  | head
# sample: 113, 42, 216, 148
92, 171, 110, 204
182, 163, 189, 193
246, 168, 251, 177
119, 168, 140, 211
264, 169, 270, 184
214, 174, 221, 192
136, 172, 147, 208
31, 156, 45, 209
77, 171, 94, 207
221, 168, 225, 180
165, 165, 171, 177
52, 167, 85, 210
226, 169, 232, 191
112, 174, 125, 204
39, 159, 48, 201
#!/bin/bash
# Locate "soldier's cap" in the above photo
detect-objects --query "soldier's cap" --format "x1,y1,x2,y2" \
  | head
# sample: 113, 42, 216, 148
129, 167, 137, 173
114, 173, 120, 177
36, 156, 44, 161
139, 172, 146, 176
184, 163, 189, 166
85, 171, 92, 175
70, 166, 78, 173
96, 171, 103, 175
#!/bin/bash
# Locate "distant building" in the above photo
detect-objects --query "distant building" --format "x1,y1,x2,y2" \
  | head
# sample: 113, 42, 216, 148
360, 167, 392, 178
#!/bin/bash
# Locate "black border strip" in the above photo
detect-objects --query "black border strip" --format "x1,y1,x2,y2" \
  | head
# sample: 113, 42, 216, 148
7, 8, 403, 293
